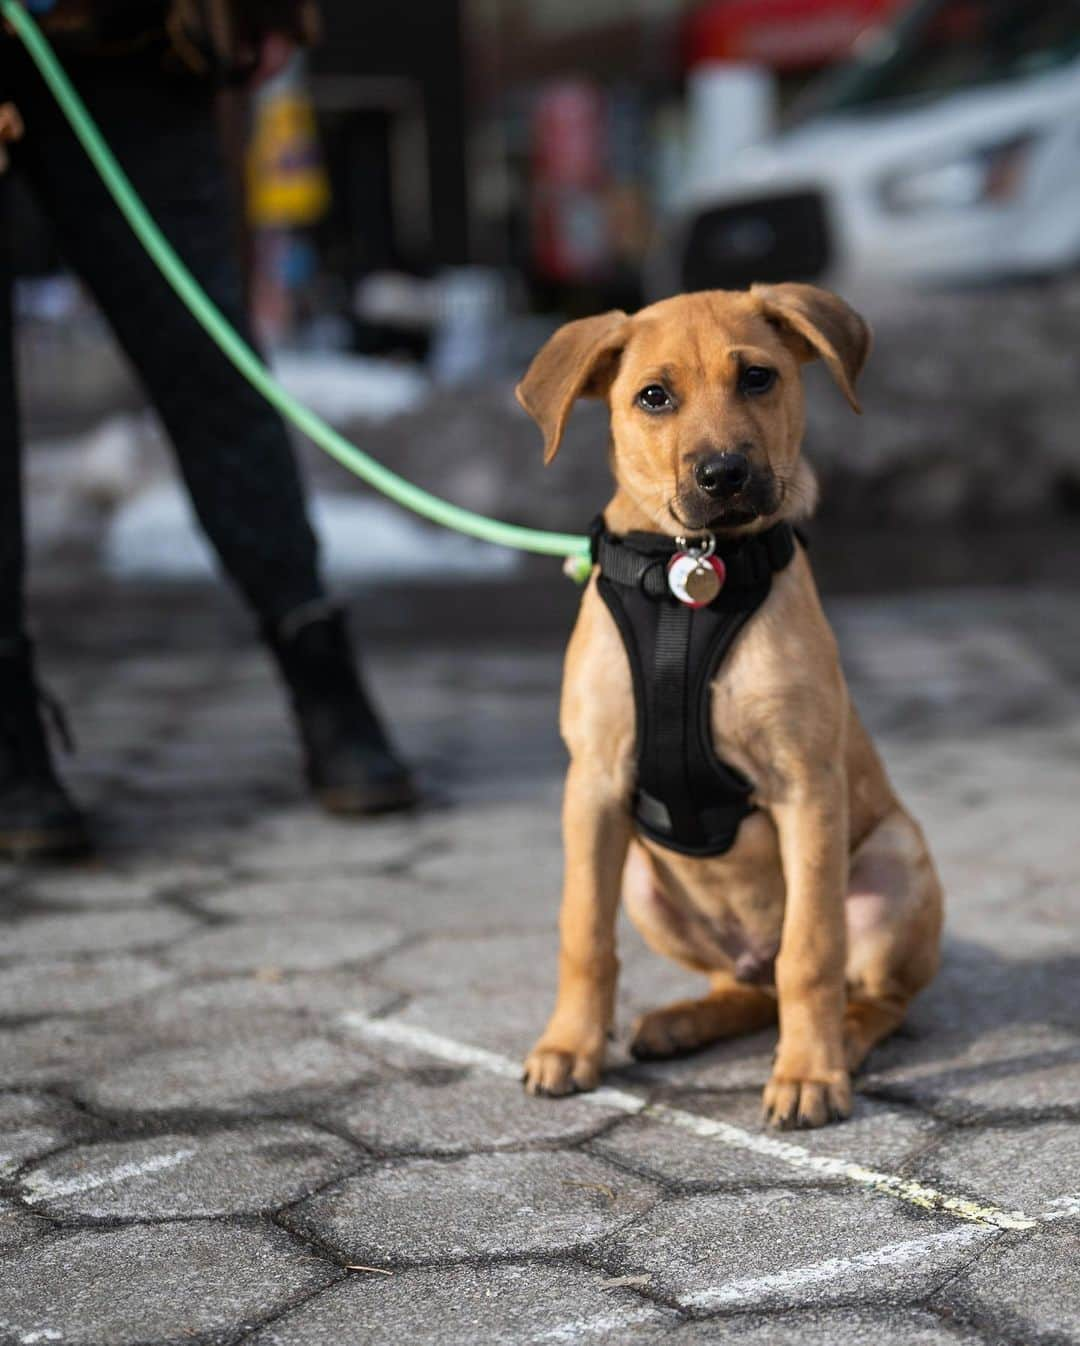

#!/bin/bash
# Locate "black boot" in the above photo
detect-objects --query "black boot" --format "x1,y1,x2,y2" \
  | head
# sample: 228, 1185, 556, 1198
264, 603, 416, 816
0, 638, 91, 861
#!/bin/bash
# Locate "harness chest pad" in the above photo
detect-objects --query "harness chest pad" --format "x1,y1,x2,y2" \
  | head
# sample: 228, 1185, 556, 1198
593, 520, 797, 857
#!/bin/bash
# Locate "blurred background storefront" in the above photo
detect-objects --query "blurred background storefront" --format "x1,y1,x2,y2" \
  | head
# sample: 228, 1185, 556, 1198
465, 0, 903, 313
19, 0, 1080, 356
277, 0, 913, 343
240, 0, 1080, 355
14, 0, 1080, 604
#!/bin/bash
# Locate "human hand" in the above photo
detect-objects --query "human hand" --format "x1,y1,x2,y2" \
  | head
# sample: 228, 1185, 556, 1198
0, 101, 23, 141
0, 101, 21, 173
251, 30, 296, 87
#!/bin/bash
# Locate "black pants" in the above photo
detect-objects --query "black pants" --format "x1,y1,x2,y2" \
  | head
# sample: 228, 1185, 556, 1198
0, 41, 324, 636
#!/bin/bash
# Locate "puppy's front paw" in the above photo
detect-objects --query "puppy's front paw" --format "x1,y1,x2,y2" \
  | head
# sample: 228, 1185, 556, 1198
762, 1070, 852, 1130
522, 1042, 602, 1097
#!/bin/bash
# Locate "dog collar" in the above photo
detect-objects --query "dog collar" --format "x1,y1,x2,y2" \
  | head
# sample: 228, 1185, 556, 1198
591, 518, 797, 603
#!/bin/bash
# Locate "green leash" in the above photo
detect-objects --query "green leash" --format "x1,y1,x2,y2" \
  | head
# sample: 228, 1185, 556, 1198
1, 2, 591, 565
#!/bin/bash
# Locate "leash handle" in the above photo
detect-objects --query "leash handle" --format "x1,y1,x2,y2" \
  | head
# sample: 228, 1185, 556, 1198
0, 1, 591, 563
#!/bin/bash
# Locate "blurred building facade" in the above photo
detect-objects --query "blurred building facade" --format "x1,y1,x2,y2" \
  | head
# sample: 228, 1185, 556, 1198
16, 0, 1077, 355
303, 0, 1080, 336
296, 0, 901, 339
463, 0, 902, 309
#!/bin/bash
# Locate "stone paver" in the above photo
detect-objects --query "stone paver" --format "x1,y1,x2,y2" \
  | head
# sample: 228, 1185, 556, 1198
106, 969, 396, 1027
0, 585, 1076, 1345
191, 872, 429, 923
591, 1095, 939, 1191
676, 1306, 988, 1344
599, 1189, 988, 1311
0, 1197, 50, 1254
375, 931, 559, 997
286, 1150, 659, 1263
247, 1261, 673, 1346
0, 1017, 147, 1088
0, 907, 197, 961
918, 1121, 1080, 1213
932, 1224, 1080, 1344
20, 1122, 360, 1219
80, 1033, 383, 1114
227, 814, 422, 878
391, 984, 563, 1059
0, 954, 176, 1017
861, 1022, 1080, 1120
328, 1069, 623, 1155
0, 1221, 338, 1346
19, 871, 170, 908
164, 916, 404, 975
0, 1092, 97, 1176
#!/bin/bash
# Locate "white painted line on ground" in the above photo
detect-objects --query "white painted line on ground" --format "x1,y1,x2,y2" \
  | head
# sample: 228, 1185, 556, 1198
341, 1012, 1039, 1232
348, 1015, 646, 1113
21, 1148, 196, 1203
644, 1102, 1034, 1230
532, 1307, 660, 1343
682, 1226, 989, 1312
1039, 1194, 1080, 1223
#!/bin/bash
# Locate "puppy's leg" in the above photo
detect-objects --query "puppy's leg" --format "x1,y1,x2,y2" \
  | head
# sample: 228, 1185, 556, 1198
630, 973, 777, 1060
523, 760, 631, 1096
763, 770, 852, 1129
843, 808, 943, 1072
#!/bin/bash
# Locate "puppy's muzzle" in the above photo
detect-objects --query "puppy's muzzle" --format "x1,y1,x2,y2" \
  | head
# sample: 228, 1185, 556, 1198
694, 452, 751, 500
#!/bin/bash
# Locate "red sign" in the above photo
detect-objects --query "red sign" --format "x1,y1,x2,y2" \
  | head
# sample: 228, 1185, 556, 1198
685, 0, 903, 72
530, 81, 610, 282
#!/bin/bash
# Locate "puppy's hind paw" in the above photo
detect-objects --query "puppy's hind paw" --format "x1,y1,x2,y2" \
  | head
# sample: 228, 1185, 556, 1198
762, 1071, 852, 1130
522, 1043, 602, 1097
629, 1005, 710, 1060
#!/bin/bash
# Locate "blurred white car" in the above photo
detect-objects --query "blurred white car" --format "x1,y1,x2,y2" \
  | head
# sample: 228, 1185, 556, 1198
672, 0, 1080, 290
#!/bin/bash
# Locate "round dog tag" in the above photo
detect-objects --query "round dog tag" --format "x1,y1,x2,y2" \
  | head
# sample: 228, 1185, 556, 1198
667, 552, 726, 608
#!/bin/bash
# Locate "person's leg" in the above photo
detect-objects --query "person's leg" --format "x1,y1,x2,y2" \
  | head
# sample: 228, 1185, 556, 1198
12, 55, 321, 622
0, 174, 90, 858
8, 47, 414, 812
0, 176, 23, 642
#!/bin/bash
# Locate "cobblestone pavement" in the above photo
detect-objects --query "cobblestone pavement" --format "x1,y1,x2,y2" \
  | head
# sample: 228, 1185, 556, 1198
1, 584, 1078, 1345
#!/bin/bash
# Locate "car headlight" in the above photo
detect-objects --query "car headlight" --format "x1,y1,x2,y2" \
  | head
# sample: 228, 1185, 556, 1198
880, 135, 1035, 214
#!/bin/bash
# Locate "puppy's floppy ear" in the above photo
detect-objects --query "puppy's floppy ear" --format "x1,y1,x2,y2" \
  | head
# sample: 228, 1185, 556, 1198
516, 311, 630, 463
751, 283, 871, 413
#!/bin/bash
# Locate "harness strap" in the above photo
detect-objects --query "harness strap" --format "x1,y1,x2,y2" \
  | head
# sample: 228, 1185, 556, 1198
653, 600, 694, 838
594, 519, 798, 856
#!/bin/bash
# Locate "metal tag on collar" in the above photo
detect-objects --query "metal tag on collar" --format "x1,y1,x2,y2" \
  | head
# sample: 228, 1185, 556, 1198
667, 532, 725, 608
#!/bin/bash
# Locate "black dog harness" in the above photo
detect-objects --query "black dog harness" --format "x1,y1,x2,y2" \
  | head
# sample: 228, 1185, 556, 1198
593, 519, 798, 857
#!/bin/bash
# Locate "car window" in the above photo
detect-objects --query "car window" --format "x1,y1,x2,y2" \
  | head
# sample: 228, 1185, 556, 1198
791, 0, 1080, 121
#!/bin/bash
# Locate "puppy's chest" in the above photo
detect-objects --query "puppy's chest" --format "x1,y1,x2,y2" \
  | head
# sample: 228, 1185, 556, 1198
707, 668, 799, 806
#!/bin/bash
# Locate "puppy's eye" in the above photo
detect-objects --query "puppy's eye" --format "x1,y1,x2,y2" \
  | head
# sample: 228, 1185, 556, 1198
637, 384, 673, 412
741, 366, 777, 395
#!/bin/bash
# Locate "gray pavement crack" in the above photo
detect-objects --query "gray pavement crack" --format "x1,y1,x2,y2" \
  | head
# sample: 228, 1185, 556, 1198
924, 1282, 1071, 1346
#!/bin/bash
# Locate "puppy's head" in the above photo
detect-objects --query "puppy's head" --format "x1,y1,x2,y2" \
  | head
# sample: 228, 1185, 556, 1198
516, 284, 870, 535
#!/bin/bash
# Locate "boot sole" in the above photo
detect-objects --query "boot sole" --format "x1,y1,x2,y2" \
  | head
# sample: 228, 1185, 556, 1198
316, 780, 419, 817
0, 826, 93, 863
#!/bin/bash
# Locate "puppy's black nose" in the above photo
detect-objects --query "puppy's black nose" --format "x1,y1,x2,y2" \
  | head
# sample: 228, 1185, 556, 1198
695, 452, 750, 498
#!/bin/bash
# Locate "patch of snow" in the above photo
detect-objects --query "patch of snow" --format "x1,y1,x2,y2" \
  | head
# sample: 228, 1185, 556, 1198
71, 413, 162, 507
271, 351, 429, 424
104, 483, 519, 584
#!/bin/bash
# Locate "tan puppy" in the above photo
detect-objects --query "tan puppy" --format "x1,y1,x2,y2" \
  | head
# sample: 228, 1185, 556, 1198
516, 285, 942, 1129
